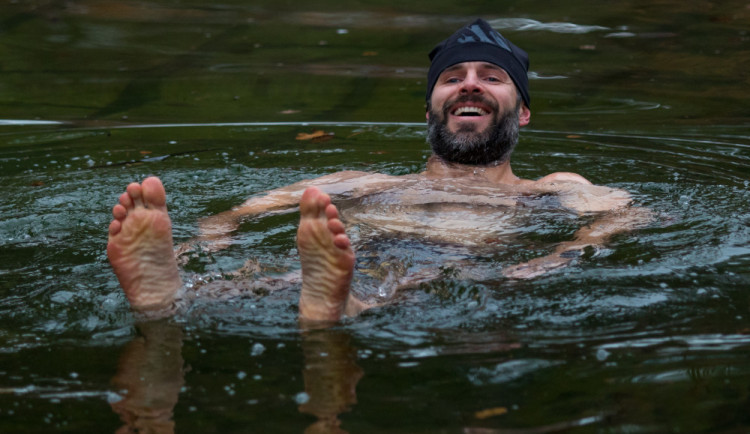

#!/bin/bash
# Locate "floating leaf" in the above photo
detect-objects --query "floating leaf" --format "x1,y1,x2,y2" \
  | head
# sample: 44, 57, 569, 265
362, 51, 378, 56
139, 150, 152, 155
566, 135, 582, 139
279, 109, 300, 115
474, 407, 508, 419
30, 180, 44, 187
296, 130, 334, 142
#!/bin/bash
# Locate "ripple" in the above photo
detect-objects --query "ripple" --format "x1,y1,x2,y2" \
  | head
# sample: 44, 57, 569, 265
488, 18, 609, 34
0, 119, 63, 126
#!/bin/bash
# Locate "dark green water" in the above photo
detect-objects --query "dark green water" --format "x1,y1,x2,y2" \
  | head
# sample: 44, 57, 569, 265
1, 1, 749, 432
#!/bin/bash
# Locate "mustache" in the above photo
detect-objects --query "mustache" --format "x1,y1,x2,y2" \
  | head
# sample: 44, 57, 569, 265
441, 94, 499, 117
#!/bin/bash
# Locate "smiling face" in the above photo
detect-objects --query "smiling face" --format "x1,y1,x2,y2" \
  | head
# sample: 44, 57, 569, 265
426, 61, 530, 165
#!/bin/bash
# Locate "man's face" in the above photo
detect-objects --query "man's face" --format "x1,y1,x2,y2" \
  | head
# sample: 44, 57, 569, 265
426, 62, 530, 165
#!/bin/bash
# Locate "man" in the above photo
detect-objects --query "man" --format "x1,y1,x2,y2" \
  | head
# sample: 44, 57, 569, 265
107, 19, 646, 322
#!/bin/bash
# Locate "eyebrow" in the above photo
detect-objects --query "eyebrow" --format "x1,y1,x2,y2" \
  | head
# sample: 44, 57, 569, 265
441, 63, 508, 75
442, 64, 466, 74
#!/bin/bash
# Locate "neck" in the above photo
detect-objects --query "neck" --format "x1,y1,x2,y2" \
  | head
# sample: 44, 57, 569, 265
422, 155, 521, 184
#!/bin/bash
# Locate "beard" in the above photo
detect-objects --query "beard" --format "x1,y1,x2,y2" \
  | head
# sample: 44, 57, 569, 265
427, 95, 520, 166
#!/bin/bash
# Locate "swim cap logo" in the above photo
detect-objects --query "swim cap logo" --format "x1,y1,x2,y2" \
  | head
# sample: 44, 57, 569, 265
457, 24, 511, 52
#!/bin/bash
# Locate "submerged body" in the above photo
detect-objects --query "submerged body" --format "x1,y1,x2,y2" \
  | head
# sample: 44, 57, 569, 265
312, 171, 629, 247
211, 156, 631, 250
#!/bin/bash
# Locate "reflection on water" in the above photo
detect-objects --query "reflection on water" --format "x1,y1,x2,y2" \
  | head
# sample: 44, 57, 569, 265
110, 321, 184, 434
298, 329, 362, 434
1, 0, 750, 432
109, 321, 364, 434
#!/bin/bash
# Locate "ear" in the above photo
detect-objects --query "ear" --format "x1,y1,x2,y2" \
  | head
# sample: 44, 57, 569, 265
518, 104, 531, 127
425, 111, 430, 121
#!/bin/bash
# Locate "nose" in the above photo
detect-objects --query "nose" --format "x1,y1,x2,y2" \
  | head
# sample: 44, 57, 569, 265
460, 71, 483, 94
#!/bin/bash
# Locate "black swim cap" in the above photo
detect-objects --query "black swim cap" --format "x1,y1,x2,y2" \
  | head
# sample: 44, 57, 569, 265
426, 18, 530, 108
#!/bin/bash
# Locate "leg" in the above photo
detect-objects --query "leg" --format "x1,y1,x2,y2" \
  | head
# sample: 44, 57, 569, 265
107, 177, 181, 312
297, 187, 362, 322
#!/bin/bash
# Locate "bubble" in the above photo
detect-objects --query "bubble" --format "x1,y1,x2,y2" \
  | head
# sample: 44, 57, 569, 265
251, 343, 265, 356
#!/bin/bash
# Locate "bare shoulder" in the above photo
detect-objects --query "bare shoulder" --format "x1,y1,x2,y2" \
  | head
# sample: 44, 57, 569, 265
536, 172, 592, 185
237, 170, 404, 211
533, 173, 632, 213
307, 170, 376, 184
307, 170, 405, 195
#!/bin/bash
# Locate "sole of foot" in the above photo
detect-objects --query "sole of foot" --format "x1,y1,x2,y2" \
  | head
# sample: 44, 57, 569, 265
107, 177, 182, 312
297, 187, 355, 322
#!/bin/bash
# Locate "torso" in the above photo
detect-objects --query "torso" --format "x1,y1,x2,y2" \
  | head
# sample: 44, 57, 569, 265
309, 172, 630, 247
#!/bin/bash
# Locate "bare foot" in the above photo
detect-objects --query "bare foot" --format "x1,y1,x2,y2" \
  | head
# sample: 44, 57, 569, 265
107, 177, 181, 312
297, 187, 356, 322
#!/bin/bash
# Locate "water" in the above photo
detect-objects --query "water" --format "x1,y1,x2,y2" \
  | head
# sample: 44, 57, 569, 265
1, 1, 749, 432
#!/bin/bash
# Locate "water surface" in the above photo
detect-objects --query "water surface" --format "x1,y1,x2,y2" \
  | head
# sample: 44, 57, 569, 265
1, 1, 749, 432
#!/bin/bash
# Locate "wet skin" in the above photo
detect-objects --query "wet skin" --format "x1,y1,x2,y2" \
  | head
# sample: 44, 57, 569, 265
428, 61, 531, 142
107, 177, 181, 312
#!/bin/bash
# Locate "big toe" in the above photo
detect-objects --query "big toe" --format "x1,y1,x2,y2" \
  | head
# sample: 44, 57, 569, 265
300, 187, 330, 218
141, 177, 167, 211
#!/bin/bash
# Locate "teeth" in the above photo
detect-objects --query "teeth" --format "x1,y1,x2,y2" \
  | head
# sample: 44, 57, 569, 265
454, 106, 488, 116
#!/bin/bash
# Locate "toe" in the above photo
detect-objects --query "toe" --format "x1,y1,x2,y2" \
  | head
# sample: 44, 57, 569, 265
142, 177, 167, 211
314, 192, 331, 216
109, 219, 122, 236
126, 182, 145, 208
325, 203, 339, 220
119, 192, 134, 210
300, 187, 325, 217
112, 204, 127, 220
332, 233, 351, 250
327, 218, 345, 235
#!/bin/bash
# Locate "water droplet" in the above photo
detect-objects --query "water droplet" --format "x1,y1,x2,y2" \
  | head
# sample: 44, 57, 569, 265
294, 392, 310, 404
596, 348, 610, 361
251, 343, 265, 356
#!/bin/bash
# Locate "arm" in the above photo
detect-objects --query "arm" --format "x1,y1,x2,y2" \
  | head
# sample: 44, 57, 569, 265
177, 171, 378, 255
503, 180, 652, 279
503, 207, 653, 279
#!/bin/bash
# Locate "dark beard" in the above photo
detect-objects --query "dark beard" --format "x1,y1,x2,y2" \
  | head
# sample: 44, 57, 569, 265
427, 96, 520, 166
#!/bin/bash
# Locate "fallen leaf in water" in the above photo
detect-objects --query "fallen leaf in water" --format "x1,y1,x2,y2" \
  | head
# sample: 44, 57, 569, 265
279, 109, 300, 115
566, 135, 582, 139
296, 130, 325, 140
30, 180, 44, 187
474, 407, 508, 419
140, 150, 152, 155
296, 130, 334, 142
362, 51, 378, 56
369, 150, 388, 155
579, 45, 596, 50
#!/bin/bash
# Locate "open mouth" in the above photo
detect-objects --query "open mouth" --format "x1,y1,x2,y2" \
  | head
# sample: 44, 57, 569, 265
452, 106, 489, 117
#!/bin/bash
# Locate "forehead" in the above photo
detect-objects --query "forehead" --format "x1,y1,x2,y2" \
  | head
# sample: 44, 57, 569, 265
439, 61, 509, 76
